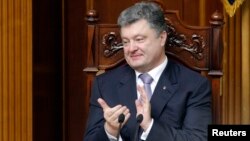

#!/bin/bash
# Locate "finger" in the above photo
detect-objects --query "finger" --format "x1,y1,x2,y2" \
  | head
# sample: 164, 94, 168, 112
123, 108, 130, 115
103, 105, 123, 121
97, 98, 110, 110
123, 113, 131, 126
137, 85, 149, 103
135, 99, 143, 115
120, 108, 130, 126
105, 106, 129, 129
109, 106, 128, 122
122, 108, 130, 120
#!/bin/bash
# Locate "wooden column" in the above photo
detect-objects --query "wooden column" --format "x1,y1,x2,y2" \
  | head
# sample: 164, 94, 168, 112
241, 0, 250, 124
222, 8, 242, 124
209, 11, 224, 124
0, 0, 33, 141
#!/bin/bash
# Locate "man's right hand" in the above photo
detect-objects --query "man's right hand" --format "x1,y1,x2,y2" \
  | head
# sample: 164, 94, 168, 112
97, 98, 131, 137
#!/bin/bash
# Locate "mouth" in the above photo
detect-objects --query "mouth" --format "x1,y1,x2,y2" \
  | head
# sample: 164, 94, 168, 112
130, 54, 143, 60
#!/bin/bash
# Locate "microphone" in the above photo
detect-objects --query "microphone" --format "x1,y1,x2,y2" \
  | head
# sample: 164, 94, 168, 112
116, 113, 125, 141
136, 114, 143, 123
133, 114, 143, 141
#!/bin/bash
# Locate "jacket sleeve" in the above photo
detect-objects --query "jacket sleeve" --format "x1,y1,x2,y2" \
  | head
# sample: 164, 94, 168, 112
83, 77, 111, 141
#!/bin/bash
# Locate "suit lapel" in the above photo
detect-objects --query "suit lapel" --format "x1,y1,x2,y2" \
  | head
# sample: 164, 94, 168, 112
150, 61, 179, 119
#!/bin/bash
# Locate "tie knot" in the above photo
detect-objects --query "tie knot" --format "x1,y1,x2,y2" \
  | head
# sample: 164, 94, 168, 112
139, 73, 153, 84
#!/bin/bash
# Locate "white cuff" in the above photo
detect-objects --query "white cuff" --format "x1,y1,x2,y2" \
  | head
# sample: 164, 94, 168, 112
140, 119, 154, 140
105, 128, 123, 141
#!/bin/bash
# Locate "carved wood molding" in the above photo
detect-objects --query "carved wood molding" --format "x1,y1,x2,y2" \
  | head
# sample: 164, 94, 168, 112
165, 18, 206, 60
102, 32, 123, 57
101, 21, 206, 61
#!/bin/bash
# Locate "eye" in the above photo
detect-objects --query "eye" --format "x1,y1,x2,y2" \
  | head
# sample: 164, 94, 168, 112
122, 40, 129, 47
135, 37, 144, 43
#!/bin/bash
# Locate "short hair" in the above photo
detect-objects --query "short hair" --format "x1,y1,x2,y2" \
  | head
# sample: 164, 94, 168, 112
117, 1, 167, 36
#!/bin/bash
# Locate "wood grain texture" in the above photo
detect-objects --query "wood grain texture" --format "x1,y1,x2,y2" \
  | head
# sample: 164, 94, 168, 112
0, 0, 33, 141
241, 0, 250, 124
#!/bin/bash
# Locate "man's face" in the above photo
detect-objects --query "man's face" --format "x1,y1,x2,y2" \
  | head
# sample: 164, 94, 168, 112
121, 19, 167, 72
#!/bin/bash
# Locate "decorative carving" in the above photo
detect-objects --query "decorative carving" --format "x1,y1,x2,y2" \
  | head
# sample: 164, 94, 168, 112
86, 10, 99, 22
102, 32, 123, 57
165, 18, 206, 60
102, 18, 206, 60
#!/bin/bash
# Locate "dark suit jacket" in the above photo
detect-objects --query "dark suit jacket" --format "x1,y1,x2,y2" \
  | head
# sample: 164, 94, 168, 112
83, 60, 212, 141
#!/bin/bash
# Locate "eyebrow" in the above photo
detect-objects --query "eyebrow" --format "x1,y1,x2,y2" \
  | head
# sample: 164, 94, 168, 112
121, 34, 146, 40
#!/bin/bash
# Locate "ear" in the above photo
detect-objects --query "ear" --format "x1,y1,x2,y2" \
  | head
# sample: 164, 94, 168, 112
160, 31, 167, 47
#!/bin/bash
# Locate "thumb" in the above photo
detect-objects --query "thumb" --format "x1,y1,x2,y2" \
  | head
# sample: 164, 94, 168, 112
97, 98, 110, 110
135, 99, 143, 115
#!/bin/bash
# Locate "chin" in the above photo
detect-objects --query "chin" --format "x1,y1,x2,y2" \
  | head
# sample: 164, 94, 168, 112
128, 58, 146, 67
130, 64, 145, 71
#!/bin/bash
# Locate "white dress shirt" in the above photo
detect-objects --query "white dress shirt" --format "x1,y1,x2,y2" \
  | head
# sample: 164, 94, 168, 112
135, 56, 168, 140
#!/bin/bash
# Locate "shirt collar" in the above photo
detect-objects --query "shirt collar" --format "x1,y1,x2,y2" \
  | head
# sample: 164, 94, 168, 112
135, 56, 168, 81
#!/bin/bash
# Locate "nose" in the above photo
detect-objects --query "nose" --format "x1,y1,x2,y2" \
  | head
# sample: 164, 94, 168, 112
127, 41, 138, 52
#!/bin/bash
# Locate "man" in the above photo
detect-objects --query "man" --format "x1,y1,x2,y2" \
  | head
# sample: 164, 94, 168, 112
84, 1, 211, 141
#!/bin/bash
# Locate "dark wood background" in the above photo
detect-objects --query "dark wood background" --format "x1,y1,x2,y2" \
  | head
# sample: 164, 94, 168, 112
32, 0, 223, 141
